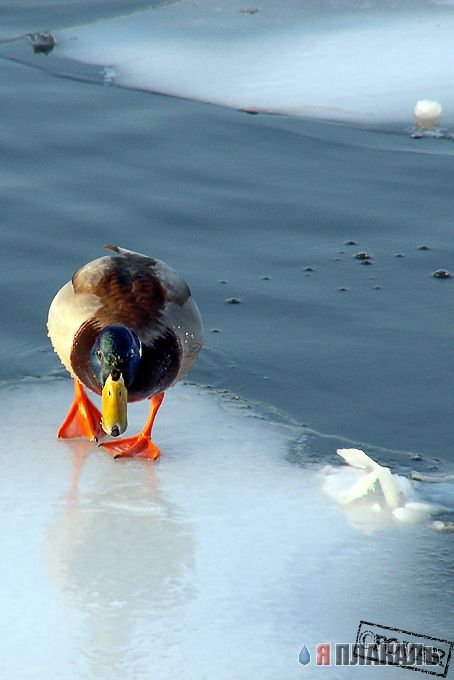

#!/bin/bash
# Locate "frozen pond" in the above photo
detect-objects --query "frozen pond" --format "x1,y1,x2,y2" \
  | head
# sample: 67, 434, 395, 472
1, 379, 452, 678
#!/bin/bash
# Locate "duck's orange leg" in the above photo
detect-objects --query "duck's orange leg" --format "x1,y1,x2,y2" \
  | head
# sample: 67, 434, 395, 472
100, 392, 164, 460
58, 379, 104, 442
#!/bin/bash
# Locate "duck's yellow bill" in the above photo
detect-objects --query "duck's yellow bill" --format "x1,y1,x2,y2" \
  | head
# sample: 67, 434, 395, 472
102, 373, 128, 437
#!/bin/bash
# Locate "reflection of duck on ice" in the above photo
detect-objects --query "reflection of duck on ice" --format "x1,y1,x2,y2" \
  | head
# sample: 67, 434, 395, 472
43, 444, 195, 676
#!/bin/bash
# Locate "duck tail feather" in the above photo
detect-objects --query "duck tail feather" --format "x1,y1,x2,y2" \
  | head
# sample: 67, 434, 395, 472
103, 244, 154, 261
104, 244, 134, 256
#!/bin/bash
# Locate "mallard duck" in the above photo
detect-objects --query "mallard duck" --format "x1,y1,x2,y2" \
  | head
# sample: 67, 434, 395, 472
47, 245, 203, 459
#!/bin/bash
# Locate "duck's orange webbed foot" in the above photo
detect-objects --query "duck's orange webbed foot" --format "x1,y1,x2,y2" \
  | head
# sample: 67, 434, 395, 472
58, 379, 104, 442
100, 434, 161, 460
100, 392, 164, 460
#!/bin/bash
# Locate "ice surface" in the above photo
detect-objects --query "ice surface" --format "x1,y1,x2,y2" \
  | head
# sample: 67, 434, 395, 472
50, 0, 454, 127
0, 379, 453, 679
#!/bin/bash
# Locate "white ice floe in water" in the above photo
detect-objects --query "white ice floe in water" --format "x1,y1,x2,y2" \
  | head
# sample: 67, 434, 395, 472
0, 379, 453, 679
322, 448, 442, 527
50, 0, 454, 126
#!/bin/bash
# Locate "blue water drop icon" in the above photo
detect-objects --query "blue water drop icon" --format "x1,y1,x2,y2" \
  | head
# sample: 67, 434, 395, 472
299, 644, 311, 665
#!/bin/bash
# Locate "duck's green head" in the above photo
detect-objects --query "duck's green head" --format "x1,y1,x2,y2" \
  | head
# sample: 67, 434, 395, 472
90, 325, 141, 437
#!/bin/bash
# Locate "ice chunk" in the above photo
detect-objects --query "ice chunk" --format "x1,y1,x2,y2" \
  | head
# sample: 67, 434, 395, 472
414, 99, 442, 130
334, 448, 401, 509
411, 470, 454, 483
432, 520, 454, 532
323, 448, 444, 527
393, 502, 438, 524
335, 447, 381, 470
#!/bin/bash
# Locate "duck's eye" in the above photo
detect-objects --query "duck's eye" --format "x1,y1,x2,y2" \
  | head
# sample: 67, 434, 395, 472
96, 350, 102, 360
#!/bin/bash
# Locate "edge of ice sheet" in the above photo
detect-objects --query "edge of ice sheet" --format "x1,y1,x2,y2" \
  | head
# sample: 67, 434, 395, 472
0, 378, 451, 533
47, 1, 454, 127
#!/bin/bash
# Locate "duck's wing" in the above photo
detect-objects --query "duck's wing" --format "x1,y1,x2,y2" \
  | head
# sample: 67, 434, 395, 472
71, 249, 176, 336
102, 244, 191, 307
48, 246, 202, 393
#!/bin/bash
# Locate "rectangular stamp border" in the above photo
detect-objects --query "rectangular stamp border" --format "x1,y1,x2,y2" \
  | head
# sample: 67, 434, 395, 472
355, 620, 453, 677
